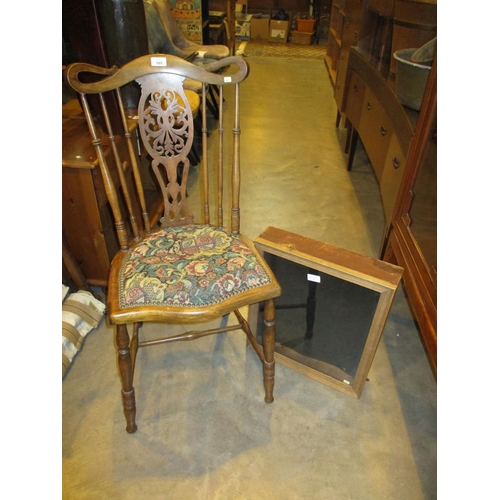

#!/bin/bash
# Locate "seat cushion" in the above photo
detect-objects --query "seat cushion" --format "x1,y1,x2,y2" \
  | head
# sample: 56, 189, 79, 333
119, 225, 272, 309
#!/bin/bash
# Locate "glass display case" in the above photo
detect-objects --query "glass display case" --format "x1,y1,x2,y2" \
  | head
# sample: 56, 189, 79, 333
252, 227, 403, 398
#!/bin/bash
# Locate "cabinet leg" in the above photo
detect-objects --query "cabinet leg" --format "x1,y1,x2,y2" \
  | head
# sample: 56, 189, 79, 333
347, 128, 359, 171
345, 119, 352, 154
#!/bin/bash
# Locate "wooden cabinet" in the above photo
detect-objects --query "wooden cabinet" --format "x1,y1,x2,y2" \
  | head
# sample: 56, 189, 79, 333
333, 0, 435, 236
342, 48, 414, 234
330, 0, 437, 374
324, 0, 363, 122
62, 100, 163, 287
383, 59, 437, 376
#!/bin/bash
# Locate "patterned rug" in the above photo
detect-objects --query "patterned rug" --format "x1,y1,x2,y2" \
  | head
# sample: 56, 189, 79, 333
237, 41, 327, 60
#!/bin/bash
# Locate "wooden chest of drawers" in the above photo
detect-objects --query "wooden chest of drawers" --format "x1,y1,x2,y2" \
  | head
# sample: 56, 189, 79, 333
62, 99, 162, 286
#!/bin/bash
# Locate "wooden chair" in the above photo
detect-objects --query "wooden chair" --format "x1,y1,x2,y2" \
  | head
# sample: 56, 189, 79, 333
65, 54, 281, 434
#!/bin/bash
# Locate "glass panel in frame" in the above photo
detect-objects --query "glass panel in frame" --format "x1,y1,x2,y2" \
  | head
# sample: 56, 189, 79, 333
252, 227, 403, 399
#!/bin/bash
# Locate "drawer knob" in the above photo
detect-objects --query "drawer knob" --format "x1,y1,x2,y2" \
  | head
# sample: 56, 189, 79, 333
353, 84, 358, 92
392, 157, 400, 169
380, 126, 386, 136
367, 102, 371, 110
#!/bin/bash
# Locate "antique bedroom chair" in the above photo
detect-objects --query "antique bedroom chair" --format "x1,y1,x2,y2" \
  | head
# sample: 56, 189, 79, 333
65, 54, 281, 434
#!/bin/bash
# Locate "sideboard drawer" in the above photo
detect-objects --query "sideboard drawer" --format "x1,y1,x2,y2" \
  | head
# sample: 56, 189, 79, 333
358, 87, 393, 181
343, 70, 366, 129
380, 134, 407, 225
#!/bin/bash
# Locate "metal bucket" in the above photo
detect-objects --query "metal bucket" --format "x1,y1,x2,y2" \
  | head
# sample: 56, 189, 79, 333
393, 48, 432, 111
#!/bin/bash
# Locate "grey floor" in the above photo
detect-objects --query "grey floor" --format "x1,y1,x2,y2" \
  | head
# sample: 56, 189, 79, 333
62, 55, 437, 499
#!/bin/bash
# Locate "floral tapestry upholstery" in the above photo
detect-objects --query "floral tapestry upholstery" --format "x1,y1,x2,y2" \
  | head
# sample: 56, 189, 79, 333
119, 225, 272, 308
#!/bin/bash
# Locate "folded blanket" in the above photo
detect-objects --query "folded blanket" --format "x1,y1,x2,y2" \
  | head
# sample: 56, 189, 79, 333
62, 288, 106, 378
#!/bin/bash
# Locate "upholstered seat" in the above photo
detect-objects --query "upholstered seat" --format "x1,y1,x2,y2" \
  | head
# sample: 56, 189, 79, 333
114, 225, 273, 311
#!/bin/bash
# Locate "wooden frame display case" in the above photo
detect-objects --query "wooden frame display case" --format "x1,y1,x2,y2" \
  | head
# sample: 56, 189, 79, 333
251, 227, 403, 399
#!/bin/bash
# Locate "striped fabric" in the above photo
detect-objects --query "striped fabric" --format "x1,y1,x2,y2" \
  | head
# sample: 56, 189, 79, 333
62, 288, 106, 378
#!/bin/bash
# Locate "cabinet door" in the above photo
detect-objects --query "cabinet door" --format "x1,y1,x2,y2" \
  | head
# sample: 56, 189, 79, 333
358, 87, 393, 181
380, 134, 406, 225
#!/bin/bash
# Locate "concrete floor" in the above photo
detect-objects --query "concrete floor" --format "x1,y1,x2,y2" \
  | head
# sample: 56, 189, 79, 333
62, 55, 437, 499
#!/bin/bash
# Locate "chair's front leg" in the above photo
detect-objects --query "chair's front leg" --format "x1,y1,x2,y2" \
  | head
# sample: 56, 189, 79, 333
116, 324, 138, 433
262, 299, 276, 403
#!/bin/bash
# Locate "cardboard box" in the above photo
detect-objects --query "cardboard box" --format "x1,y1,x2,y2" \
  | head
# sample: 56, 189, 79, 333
250, 16, 270, 42
235, 14, 252, 41
268, 19, 289, 43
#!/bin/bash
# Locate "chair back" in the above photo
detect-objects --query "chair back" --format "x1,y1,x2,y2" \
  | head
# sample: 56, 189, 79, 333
66, 54, 248, 251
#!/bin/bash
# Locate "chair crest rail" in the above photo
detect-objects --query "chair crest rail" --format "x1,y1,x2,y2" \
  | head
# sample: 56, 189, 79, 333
65, 54, 249, 94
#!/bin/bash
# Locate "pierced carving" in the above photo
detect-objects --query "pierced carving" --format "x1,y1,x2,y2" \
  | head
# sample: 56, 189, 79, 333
136, 73, 194, 227
146, 90, 190, 157
136, 74, 194, 161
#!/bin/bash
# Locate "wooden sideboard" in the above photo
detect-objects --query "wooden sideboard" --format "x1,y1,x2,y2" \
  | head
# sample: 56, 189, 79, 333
327, 0, 436, 244
325, 0, 363, 121
325, 0, 437, 374
342, 51, 437, 376
343, 47, 417, 238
